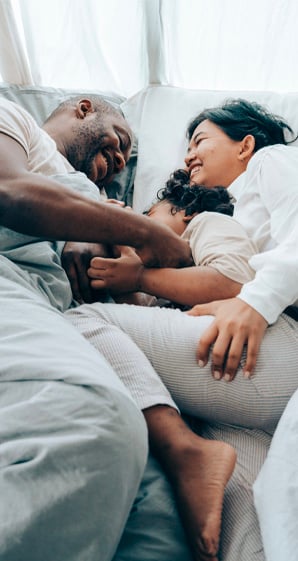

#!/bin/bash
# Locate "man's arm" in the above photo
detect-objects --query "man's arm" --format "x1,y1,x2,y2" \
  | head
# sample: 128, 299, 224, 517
0, 133, 192, 268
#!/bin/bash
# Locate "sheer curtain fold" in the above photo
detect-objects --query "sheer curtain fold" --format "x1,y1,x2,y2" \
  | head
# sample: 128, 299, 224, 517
0, 0, 33, 85
143, 0, 167, 85
0, 0, 298, 94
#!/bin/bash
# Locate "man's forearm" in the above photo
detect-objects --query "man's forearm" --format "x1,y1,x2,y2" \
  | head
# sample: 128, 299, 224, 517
0, 174, 191, 268
0, 175, 146, 243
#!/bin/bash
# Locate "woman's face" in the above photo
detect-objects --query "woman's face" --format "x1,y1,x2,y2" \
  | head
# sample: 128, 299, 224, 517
184, 119, 245, 188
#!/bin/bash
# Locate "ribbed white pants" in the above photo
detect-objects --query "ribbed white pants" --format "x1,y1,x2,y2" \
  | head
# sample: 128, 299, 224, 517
67, 301, 298, 561
66, 302, 298, 435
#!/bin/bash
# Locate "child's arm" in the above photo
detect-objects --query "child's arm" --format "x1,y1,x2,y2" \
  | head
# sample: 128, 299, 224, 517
88, 213, 257, 307
88, 245, 242, 307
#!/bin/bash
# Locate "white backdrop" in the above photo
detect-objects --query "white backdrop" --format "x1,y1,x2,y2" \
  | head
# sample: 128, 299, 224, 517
0, 0, 297, 96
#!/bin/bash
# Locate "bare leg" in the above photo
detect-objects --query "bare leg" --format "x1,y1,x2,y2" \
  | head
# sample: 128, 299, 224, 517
144, 405, 236, 561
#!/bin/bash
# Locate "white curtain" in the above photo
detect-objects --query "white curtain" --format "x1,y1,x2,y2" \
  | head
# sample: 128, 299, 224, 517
0, 0, 298, 95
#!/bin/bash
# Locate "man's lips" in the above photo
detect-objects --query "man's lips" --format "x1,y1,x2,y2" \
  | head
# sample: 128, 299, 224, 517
103, 151, 114, 177
96, 152, 114, 183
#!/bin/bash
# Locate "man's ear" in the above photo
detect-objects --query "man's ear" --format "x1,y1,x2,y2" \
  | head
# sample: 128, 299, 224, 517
76, 99, 93, 119
238, 134, 255, 161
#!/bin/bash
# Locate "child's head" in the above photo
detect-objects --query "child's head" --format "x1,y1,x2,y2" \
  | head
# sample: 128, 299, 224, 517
145, 169, 234, 235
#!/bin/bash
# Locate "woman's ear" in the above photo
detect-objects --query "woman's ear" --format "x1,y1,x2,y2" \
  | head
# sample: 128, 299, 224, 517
238, 134, 255, 161
76, 99, 93, 119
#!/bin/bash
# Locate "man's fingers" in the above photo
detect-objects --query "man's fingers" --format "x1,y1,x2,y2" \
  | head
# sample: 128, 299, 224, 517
105, 199, 125, 206
65, 261, 83, 303
75, 263, 93, 303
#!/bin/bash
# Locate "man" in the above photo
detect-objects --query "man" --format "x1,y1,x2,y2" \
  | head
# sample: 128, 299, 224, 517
0, 94, 191, 561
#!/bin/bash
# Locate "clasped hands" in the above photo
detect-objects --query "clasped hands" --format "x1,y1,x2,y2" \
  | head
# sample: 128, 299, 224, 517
88, 245, 144, 294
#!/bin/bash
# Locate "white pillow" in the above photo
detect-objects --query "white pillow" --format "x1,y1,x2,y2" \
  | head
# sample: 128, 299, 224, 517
121, 85, 298, 213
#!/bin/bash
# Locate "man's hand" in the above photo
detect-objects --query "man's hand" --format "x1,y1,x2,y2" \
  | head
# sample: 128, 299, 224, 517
88, 246, 144, 294
61, 242, 111, 303
136, 224, 192, 269
187, 298, 268, 380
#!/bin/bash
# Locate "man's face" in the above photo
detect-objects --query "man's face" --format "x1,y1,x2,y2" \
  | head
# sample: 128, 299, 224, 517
66, 112, 132, 186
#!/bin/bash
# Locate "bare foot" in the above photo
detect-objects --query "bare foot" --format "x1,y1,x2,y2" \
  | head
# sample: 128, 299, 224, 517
145, 407, 236, 561
171, 437, 236, 561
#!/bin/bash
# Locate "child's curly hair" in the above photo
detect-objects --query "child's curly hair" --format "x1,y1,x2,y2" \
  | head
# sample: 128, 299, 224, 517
156, 169, 234, 217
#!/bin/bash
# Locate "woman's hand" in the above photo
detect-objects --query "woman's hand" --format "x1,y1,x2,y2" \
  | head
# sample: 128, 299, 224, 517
88, 246, 144, 294
187, 298, 268, 380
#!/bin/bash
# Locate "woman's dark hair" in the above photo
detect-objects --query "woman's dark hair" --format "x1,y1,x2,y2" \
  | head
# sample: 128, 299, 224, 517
187, 98, 295, 152
156, 168, 234, 217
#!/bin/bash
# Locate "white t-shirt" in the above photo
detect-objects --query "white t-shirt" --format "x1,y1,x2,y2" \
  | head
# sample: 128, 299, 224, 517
229, 144, 298, 323
0, 97, 73, 174
142, 211, 257, 308
0, 98, 99, 311
182, 212, 256, 284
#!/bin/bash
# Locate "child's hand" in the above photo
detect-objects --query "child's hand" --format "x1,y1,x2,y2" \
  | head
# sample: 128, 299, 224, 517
88, 246, 144, 294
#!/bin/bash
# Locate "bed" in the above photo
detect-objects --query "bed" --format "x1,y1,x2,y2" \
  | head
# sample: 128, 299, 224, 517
2, 81, 298, 561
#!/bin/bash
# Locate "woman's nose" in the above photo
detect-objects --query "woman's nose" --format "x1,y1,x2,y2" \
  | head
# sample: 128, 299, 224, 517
184, 148, 194, 167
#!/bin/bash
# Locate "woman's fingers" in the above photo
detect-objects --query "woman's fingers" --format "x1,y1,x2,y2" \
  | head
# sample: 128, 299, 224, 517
191, 298, 268, 381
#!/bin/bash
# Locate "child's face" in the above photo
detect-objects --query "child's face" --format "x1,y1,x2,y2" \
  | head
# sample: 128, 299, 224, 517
146, 201, 188, 235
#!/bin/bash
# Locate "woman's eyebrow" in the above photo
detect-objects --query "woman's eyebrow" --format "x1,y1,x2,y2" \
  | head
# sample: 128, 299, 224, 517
187, 131, 205, 150
194, 131, 205, 140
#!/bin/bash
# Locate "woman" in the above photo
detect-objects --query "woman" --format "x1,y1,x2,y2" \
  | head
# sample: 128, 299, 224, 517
66, 99, 298, 561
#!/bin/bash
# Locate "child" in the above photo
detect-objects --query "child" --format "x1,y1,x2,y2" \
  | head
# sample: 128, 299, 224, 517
89, 168, 257, 308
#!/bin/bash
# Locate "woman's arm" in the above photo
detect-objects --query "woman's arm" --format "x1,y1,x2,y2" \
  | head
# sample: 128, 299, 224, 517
236, 146, 298, 323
